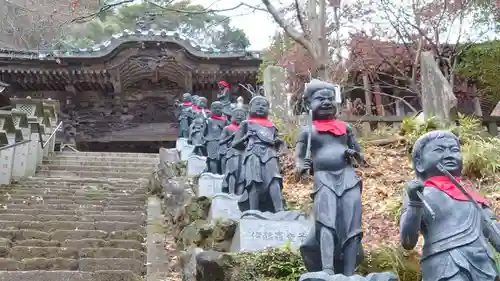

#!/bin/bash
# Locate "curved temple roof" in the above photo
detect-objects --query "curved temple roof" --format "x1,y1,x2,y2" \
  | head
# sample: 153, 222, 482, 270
0, 29, 263, 61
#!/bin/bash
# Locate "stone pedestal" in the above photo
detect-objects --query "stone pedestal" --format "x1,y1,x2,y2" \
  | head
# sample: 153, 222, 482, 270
197, 173, 224, 197
10, 110, 30, 180
10, 99, 48, 174
187, 155, 206, 176
207, 193, 242, 221
181, 144, 195, 161
176, 138, 188, 152
0, 130, 12, 185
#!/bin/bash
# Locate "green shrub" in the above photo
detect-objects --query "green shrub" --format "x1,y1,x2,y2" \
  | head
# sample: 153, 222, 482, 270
270, 115, 301, 148
226, 243, 306, 281
400, 114, 500, 178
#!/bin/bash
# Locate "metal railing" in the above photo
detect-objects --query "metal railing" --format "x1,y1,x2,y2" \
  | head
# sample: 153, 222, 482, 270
43, 121, 63, 148
0, 139, 30, 152
59, 144, 79, 152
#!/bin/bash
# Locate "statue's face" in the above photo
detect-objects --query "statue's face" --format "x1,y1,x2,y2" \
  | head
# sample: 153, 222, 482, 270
182, 93, 191, 102
197, 98, 208, 108
192, 96, 199, 105
418, 137, 462, 177
217, 87, 229, 98
211, 102, 223, 116
249, 98, 269, 117
232, 110, 246, 124
309, 89, 336, 118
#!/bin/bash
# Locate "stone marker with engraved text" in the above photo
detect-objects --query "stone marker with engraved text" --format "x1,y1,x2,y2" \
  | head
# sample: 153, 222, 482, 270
197, 173, 224, 198
420, 51, 457, 121
208, 193, 242, 221
187, 155, 207, 176
230, 212, 312, 252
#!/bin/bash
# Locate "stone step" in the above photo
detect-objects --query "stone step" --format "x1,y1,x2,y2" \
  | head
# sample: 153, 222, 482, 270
22, 177, 150, 185
0, 220, 144, 232
38, 164, 154, 174
0, 208, 145, 217
0, 258, 144, 274
5, 192, 147, 201
42, 159, 158, 168
4, 246, 145, 260
0, 229, 144, 242
5, 203, 145, 211
11, 239, 144, 251
34, 171, 152, 179
0, 213, 145, 224
44, 157, 159, 165
10, 185, 147, 194
5, 198, 145, 206
0, 270, 141, 281
55, 151, 159, 158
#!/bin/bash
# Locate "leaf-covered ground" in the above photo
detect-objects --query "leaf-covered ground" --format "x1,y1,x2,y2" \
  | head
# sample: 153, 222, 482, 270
281, 141, 500, 252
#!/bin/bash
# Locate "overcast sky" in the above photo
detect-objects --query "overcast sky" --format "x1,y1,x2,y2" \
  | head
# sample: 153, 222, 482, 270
190, 0, 279, 50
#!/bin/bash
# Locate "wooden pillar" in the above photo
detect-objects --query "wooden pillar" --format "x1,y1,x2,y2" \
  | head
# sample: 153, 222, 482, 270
184, 71, 193, 93
393, 88, 402, 116
373, 83, 385, 116
362, 73, 373, 115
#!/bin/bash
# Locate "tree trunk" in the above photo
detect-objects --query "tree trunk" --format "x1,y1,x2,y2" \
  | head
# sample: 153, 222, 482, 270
472, 85, 483, 116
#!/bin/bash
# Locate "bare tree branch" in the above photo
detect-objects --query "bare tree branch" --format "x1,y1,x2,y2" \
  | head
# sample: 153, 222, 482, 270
261, 0, 316, 59
294, 0, 308, 37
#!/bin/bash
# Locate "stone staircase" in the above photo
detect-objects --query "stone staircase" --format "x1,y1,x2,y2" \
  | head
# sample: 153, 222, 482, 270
0, 151, 159, 281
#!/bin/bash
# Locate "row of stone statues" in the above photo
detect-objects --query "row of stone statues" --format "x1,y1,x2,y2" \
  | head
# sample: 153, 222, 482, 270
176, 79, 500, 281
175, 82, 288, 213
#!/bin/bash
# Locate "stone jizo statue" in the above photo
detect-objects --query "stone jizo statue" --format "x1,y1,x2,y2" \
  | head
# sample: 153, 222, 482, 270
400, 130, 500, 281
217, 80, 235, 118
188, 116, 206, 156
232, 95, 286, 213
177, 93, 193, 138
296, 79, 364, 276
203, 101, 229, 174
220, 106, 247, 194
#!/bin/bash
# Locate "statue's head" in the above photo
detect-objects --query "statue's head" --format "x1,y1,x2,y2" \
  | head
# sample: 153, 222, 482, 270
211, 101, 223, 116
232, 107, 246, 124
412, 130, 462, 180
217, 81, 231, 98
304, 79, 337, 119
197, 97, 208, 109
192, 95, 199, 105
249, 96, 269, 118
182, 93, 192, 102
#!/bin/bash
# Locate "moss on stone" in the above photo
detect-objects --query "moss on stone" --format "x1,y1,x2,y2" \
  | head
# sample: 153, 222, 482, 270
177, 219, 237, 252
174, 196, 211, 234
172, 180, 241, 252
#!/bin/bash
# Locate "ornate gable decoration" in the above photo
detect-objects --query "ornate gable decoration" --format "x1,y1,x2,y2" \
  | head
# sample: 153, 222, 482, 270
0, 29, 263, 61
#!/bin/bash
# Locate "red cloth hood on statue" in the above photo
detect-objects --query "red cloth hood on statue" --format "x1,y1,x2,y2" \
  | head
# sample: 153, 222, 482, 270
219, 81, 230, 88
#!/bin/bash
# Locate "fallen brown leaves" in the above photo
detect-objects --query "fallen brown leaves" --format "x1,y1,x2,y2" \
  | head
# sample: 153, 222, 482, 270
281, 142, 500, 251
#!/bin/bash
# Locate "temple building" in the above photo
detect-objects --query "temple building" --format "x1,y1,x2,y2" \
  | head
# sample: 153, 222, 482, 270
0, 30, 261, 151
